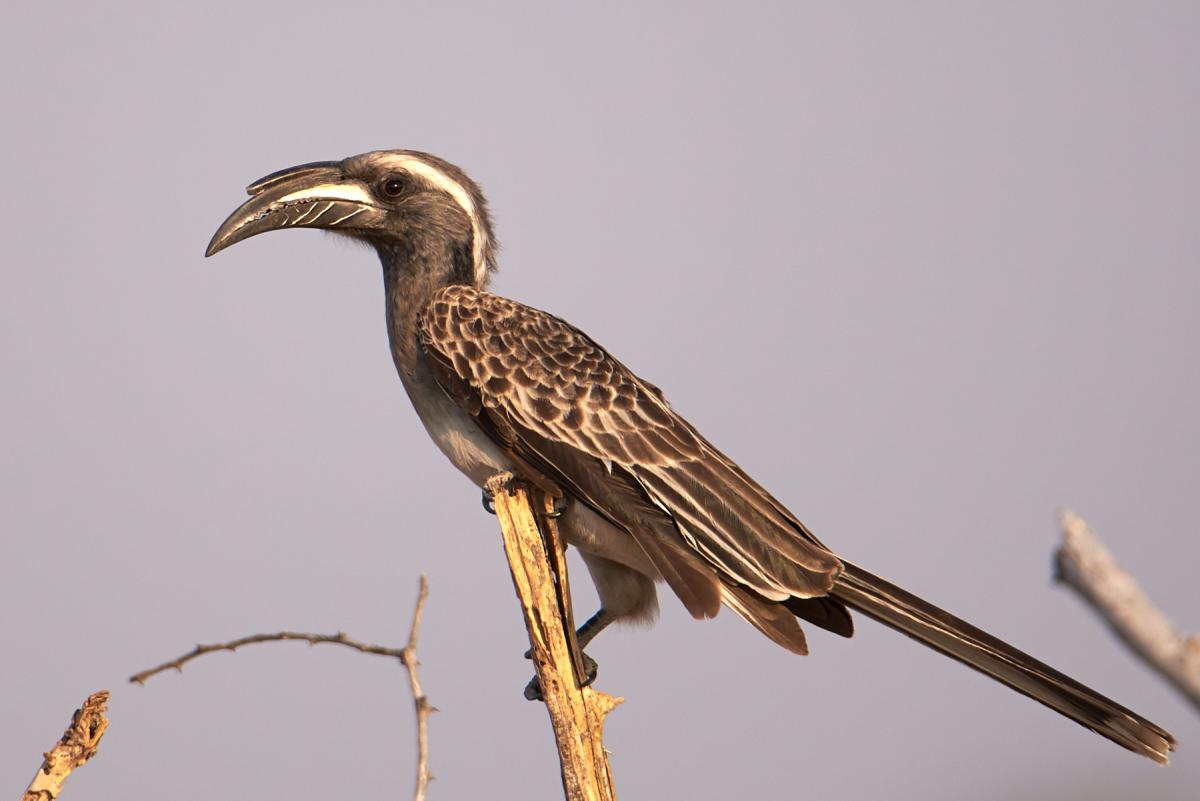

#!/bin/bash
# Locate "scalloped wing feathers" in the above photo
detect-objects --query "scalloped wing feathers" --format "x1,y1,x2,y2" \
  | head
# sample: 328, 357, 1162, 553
418, 286, 845, 615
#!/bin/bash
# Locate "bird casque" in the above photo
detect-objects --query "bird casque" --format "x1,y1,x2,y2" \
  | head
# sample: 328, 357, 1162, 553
207, 149, 1175, 762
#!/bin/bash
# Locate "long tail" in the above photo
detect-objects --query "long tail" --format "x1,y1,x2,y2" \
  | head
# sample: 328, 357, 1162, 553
830, 561, 1176, 763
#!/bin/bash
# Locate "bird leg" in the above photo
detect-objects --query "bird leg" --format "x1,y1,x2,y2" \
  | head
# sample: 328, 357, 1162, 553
574, 607, 617, 650
523, 607, 616, 701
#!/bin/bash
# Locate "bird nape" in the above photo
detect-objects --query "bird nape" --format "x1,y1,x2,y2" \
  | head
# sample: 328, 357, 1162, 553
206, 149, 1175, 764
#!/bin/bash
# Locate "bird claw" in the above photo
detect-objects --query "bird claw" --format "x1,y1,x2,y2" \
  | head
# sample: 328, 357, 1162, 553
482, 472, 517, 515
543, 495, 570, 519
523, 652, 599, 701
482, 479, 566, 518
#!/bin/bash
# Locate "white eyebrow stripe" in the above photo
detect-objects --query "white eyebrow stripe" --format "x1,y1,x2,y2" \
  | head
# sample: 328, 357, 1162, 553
383, 155, 488, 284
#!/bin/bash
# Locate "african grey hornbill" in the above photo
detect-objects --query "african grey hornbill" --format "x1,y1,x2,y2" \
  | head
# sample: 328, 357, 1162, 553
206, 149, 1175, 762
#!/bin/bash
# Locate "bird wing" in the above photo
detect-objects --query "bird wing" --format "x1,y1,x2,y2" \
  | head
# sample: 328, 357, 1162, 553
417, 285, 844, 613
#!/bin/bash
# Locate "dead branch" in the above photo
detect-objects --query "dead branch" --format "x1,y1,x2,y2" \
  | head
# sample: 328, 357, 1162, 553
1055, 509, 1200, 711
130, 577, 435, 799
22, 690, 110, 801
129, 631, 406, 683
487, 473, 621, 801
403, 577, 434, 801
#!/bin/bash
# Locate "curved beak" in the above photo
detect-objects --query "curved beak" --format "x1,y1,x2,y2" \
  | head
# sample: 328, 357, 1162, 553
205, 160, 386, 257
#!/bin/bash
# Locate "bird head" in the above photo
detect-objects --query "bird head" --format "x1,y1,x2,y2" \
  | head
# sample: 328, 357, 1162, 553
206, 150, 496, 287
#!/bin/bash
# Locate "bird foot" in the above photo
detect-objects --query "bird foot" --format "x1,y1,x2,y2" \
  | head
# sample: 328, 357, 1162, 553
523, 651, 599, 701
543, 494, 570, 519
482, 472, 516, 515
482, 477, 567, 518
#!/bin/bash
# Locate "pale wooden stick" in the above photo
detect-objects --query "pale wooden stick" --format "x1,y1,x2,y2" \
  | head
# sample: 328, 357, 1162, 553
487, 473, 621, 801
22, 690, 110, 801
1056, 509, 1200, 711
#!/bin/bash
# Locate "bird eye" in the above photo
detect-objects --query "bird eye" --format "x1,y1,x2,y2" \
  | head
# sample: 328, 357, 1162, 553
380, 175, 408, 198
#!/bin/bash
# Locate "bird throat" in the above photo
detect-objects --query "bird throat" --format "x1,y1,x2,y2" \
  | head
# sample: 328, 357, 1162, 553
377, 234, 476, 379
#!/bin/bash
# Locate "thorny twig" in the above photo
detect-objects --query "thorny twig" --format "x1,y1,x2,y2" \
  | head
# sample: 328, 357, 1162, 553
131, 577, 436, 799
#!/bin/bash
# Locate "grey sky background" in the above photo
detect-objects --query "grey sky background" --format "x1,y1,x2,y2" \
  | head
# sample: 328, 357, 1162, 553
2, 3, 1196, 799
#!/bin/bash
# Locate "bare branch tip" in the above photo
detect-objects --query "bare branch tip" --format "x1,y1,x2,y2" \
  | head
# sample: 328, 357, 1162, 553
1052, 508, 1200, 712
22, 690, 110, 800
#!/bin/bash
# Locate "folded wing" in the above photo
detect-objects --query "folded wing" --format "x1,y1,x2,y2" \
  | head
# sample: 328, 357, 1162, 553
418, 285, 845, 621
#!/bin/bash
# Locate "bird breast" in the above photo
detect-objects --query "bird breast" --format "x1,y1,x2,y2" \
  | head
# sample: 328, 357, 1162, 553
400, 356, 513, 487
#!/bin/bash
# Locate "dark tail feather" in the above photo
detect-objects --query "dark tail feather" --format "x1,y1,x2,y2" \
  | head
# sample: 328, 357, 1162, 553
784, 595, 855, 638
722, 580, 810, 655
831, 561, 1176, 763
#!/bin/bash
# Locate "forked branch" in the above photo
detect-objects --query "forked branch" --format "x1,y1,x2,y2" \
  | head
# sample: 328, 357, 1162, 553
130, 577, 435, 800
